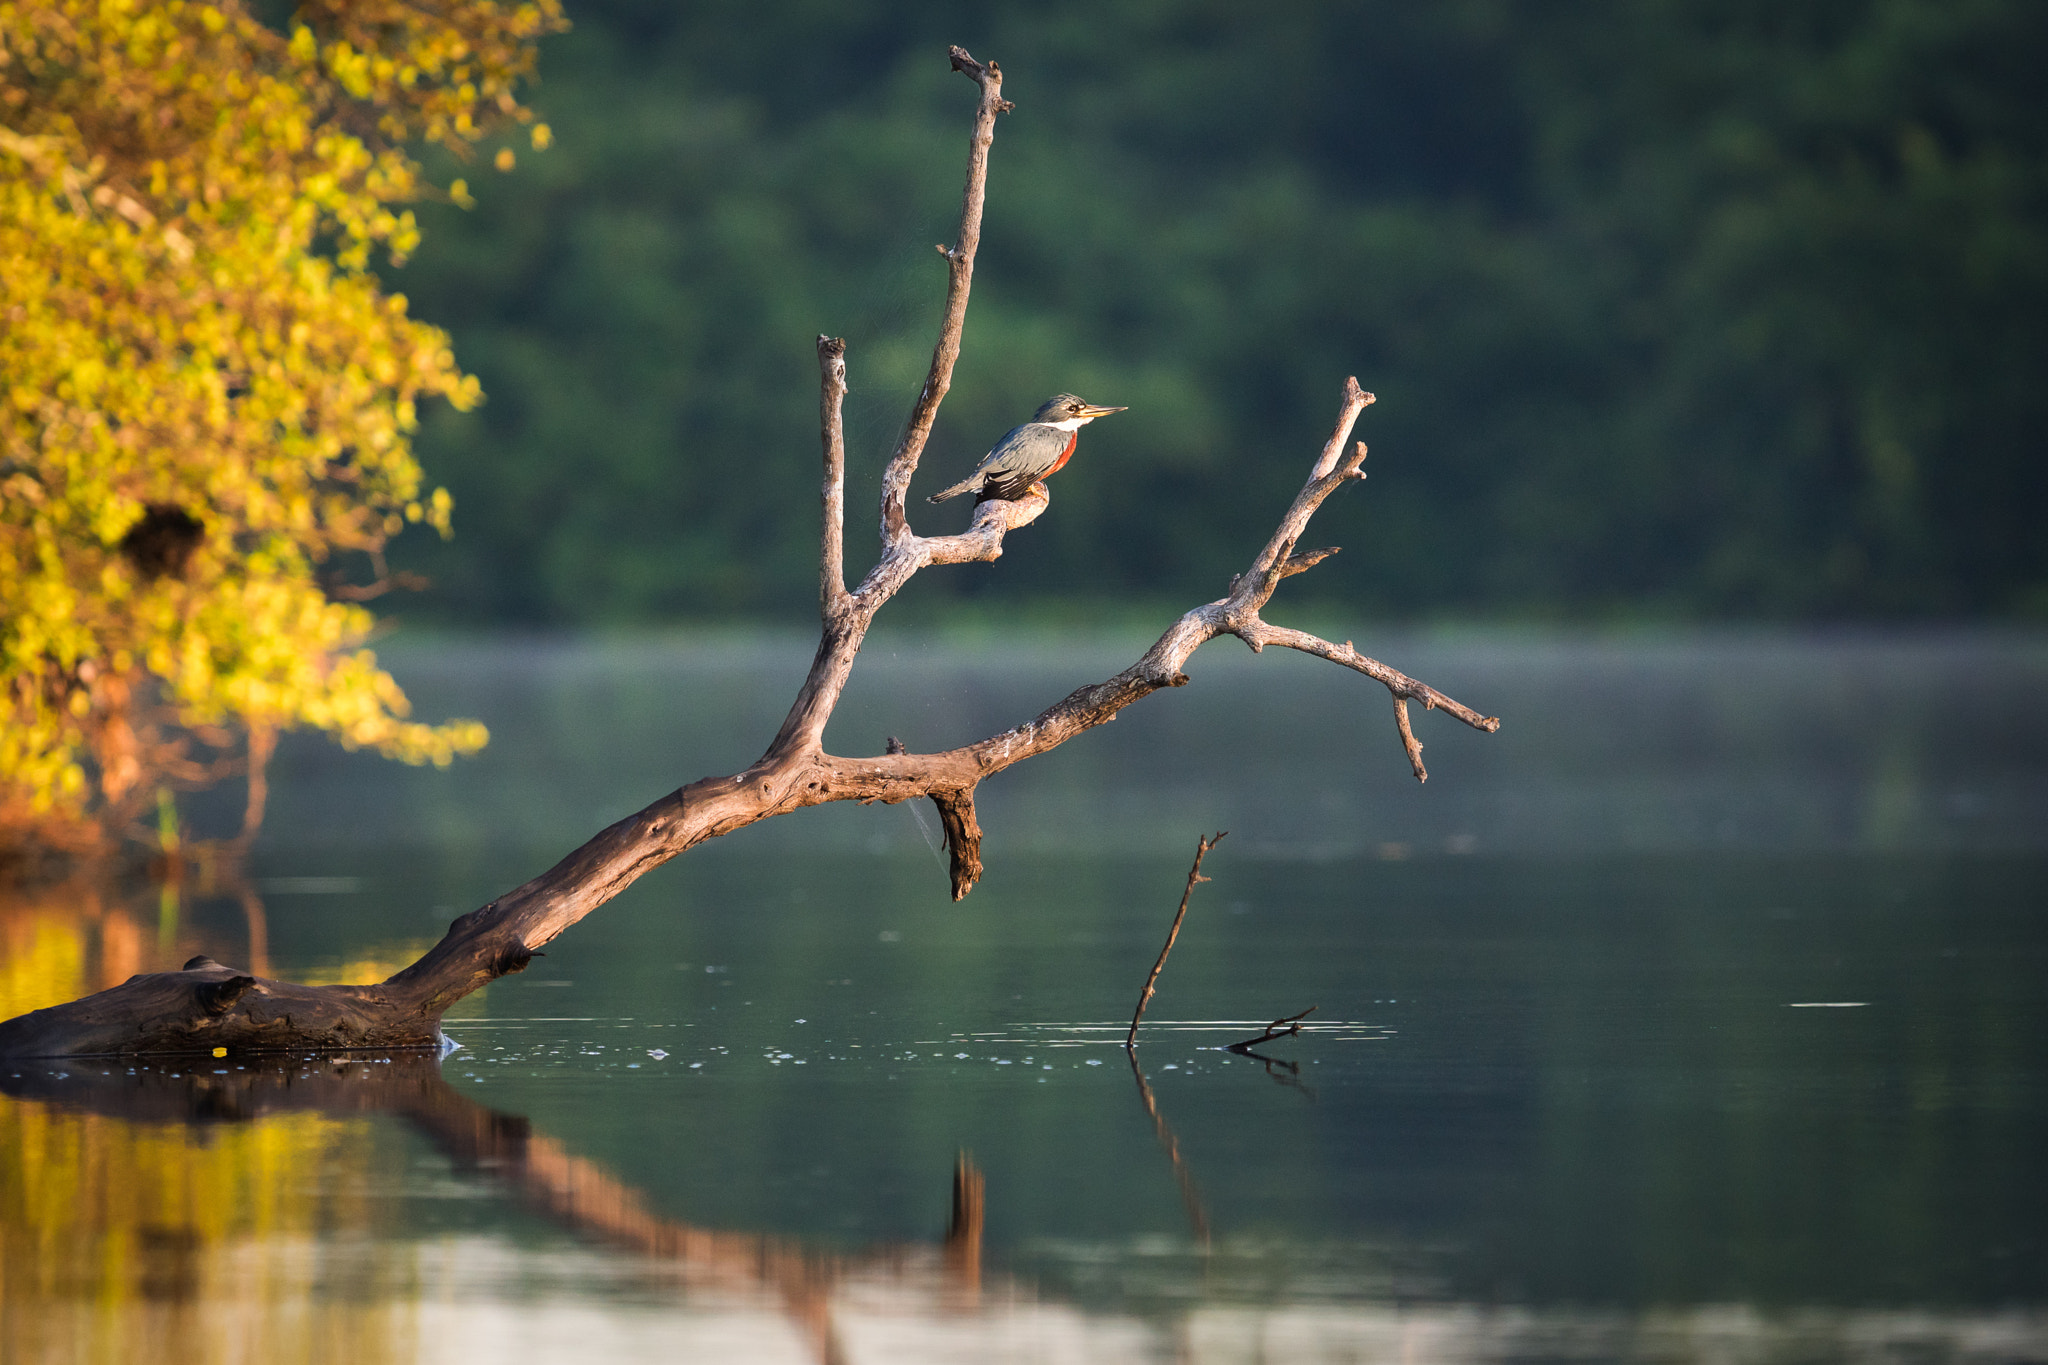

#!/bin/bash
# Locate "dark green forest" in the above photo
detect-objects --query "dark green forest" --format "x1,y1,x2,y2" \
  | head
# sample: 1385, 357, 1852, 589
385, 0, 2048, 625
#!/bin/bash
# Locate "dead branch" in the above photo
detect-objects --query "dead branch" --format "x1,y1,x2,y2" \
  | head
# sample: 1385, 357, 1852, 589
931, 788, 984, 902
1393, 696, 1426, 782
1126, 831, 1225, 1048
1224, 1005, 1317, 1053
0, 46, 1498, 1059
878, 46, 1010, 544
817, 335, 849, 614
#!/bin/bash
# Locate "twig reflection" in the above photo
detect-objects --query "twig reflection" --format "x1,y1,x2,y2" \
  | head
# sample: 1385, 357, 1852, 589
1227, 1044, 1318, 1102
1125, 1049, 1212, 1245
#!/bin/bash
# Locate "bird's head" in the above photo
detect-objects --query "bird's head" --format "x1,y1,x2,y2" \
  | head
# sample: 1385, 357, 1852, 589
1033, 393, 1127, 426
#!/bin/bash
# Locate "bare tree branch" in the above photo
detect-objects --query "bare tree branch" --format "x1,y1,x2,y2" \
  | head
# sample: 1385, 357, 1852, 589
1126, 831, 1225, 1048
1311, 379, 1375, 480
817, 335, 849, 615
1276, 547, 1339, 579
1393, 696, 1427, 782
877, 47, 1010, 545
931, 788, 984, 902
0, 47, 1500, 1060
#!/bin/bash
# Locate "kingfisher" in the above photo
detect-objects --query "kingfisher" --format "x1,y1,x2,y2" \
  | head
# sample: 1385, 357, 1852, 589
927, 394, 1126, 504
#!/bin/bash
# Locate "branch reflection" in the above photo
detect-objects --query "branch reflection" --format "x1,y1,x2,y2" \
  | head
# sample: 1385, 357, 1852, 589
0, 1057, 994, 1365
1226, 1044, 1318, 1101
1125, 1049, 1212, 1245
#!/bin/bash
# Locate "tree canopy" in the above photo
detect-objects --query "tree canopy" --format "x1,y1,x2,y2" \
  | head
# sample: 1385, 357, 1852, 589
1, 0, 561, 853
392, 0, 2047, 624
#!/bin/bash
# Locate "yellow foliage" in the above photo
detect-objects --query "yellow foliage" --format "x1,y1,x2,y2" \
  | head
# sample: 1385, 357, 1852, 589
0, 913, 84, 1020
0, 1097, 420, 1362
296, 941, 438, 988
0, 1, 563, 849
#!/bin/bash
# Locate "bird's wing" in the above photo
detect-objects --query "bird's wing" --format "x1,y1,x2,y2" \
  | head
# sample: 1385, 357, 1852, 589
927, 424, 1075, 503
978, 425, 1066, 483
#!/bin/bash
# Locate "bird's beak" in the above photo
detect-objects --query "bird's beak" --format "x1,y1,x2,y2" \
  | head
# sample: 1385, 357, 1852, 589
1078, 404, 1127, 420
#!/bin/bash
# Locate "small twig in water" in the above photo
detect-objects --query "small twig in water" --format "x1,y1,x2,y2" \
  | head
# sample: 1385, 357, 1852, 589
1224, 1005, 1317, 1054
1125, 831, 1226, 1049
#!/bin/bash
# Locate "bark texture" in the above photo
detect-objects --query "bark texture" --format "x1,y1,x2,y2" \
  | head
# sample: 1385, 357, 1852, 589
0, 46, 1497, 1060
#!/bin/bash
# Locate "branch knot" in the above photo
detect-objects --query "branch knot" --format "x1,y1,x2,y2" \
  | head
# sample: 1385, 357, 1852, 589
948, 47, 1012, 111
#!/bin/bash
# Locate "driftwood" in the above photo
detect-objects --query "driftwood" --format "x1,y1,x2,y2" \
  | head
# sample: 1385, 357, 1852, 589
0, 46, 1497, 1060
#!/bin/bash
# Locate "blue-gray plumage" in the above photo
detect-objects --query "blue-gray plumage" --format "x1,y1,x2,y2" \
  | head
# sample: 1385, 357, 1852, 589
927, 394, 1126, 504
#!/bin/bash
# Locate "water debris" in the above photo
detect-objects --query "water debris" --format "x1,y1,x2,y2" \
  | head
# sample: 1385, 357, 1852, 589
1225, 1005, 1319, 1053
1126, 831, 1226, 1048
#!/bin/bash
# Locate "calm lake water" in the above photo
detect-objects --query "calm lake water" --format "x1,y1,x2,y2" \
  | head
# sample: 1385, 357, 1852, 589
3, 629, 2045, 1363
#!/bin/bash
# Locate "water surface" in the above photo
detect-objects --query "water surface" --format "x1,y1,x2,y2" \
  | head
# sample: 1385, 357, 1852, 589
3, 631, 2044, 1362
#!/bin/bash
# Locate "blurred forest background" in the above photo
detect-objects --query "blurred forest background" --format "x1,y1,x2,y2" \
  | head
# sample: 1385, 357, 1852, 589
387, 0, 2046, 626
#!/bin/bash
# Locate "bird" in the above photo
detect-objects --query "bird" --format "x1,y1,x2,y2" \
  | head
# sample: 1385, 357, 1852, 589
927, 394, 1126, 504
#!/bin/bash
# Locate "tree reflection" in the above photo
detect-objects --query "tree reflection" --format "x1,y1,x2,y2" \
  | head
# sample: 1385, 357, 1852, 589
0, 869, 273, 1023
0, 1063, 410, 1362
0, 1056, 999, 1365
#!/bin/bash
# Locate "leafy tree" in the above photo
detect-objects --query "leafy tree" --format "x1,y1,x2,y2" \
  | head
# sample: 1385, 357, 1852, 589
0, 0, 562, 855
394, 0, 2045, 624
1511, 0, 2048, 613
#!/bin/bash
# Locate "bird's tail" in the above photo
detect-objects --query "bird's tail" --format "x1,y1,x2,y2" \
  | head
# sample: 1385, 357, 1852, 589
927, 478, 976, 504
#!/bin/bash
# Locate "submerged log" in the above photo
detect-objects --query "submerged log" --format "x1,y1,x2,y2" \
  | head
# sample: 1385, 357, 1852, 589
0, 46, 1496, 1060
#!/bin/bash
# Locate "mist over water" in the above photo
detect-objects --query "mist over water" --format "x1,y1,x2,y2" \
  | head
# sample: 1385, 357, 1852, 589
258, 627, 2048, 858
4, 630, 2045, 1363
